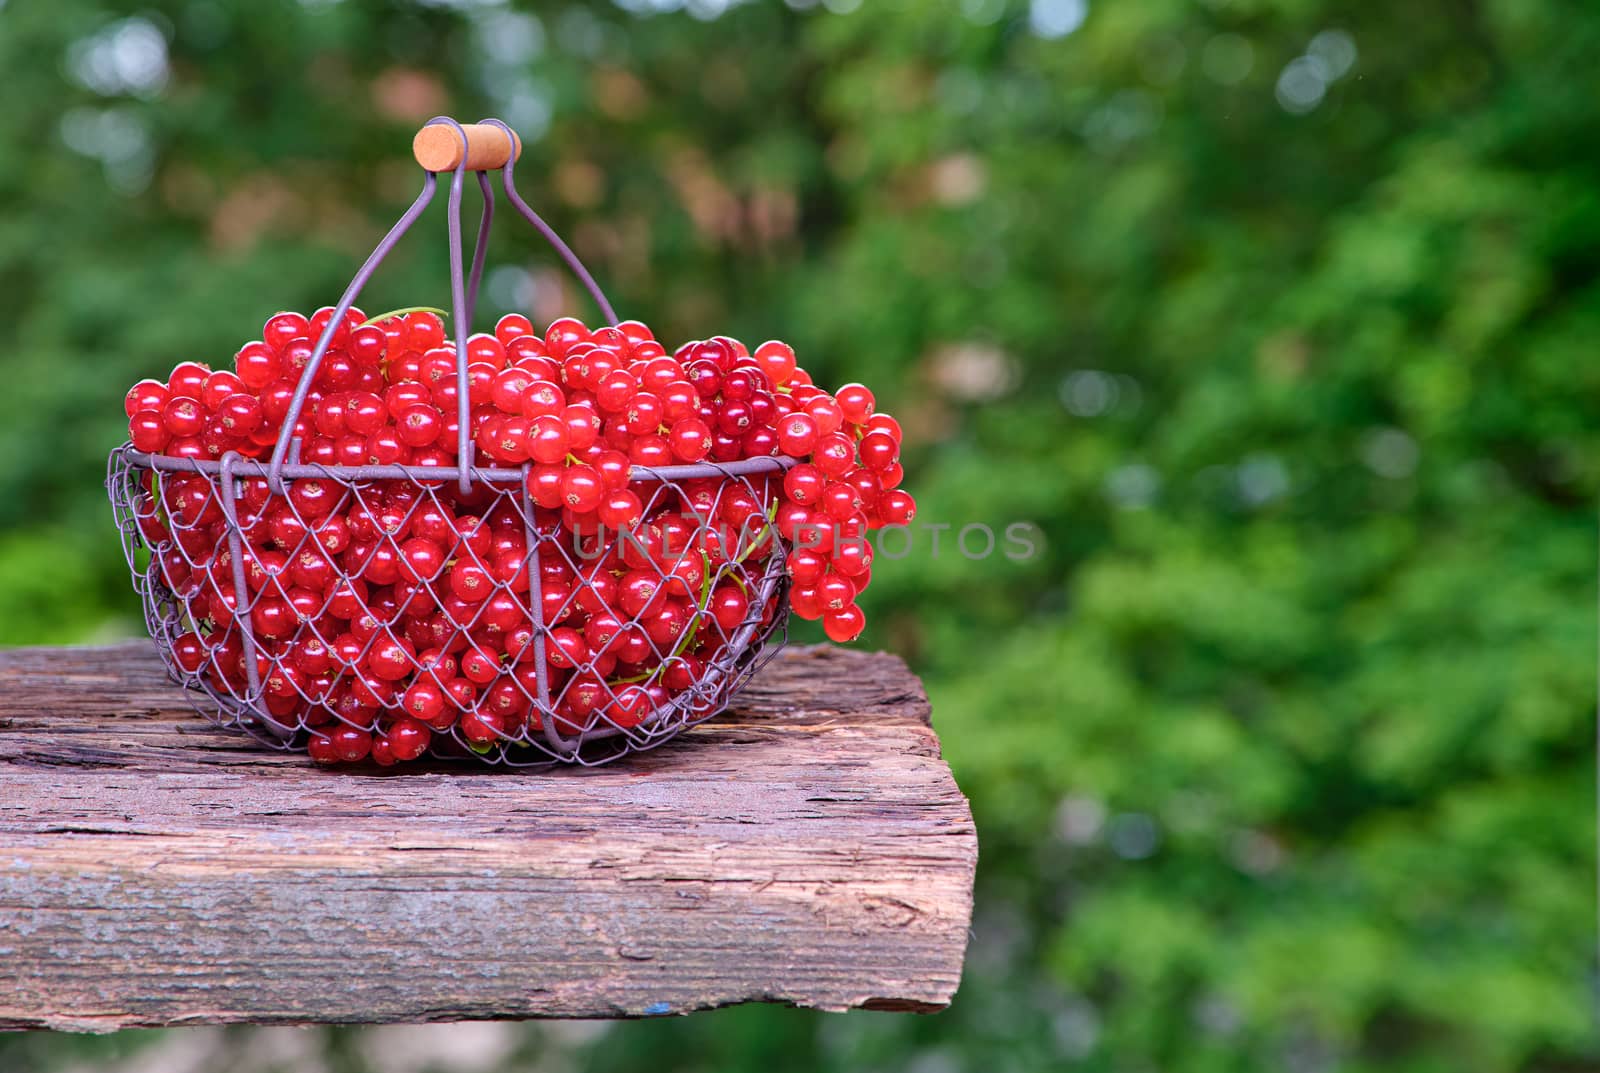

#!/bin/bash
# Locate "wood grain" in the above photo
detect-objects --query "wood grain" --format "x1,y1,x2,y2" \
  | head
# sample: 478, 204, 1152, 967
0, 642, 975, 1031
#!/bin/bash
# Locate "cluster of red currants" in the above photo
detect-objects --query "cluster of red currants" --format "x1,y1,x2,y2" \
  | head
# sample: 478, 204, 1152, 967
123, 309, 913, 764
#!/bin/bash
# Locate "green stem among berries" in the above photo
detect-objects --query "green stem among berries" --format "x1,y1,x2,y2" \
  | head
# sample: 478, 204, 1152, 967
608, 551, 716, 687
360, 306, 448, 327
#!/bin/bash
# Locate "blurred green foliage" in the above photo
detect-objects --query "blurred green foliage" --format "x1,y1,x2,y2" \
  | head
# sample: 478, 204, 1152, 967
2, 0, 1596, 1070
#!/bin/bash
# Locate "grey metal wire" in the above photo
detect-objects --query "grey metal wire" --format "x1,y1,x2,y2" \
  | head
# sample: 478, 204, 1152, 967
481, 117, 619, 327
108, 444, 795, 764
107, 116, 797, 766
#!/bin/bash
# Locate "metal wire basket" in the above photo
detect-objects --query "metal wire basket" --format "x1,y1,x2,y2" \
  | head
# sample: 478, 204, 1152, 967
106, 117, 795, 765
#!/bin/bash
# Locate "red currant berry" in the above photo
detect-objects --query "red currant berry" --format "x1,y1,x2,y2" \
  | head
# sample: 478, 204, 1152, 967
588, 450, 627, 491
753, 340, 796, 385
396, 404, 442, 448
307, 306, 348, 349
162, 396, 207, 438
346, 323, 386, 365
407, 312, 446, 351
217, 393, 263, 436
546, 626, 587, 670
496, 313, 534, 344
520, 378, 566, 418
129, 409, 169, 452
629, 434, 672, 467
125, 379, 170, 417
308, 732, 339, 764
776, 412, 819, 457
805, 395, 844, 437
545, 317, 591, 358
400, 679, 447, 726
742, 426, 780, 457
331, 726, 373, 762
366, 635, 415, 681
879, 489, 916, 526
788, 547, 827, 586
858, 430, 899, 473
166, 361, 211, 400
812, 432, 855, 477
598, 490, 643, 530
389, 716, 432, 760
864, 413, 903, 443
617, 319, 655, 345
233, 341, 279, 388
448, 559, 493, 603
836, 383, 876, 424
264, 312, 310, 353
201, 370, 247, 411
666, 417, 712, 462
810, 566, 850, 608
783, 463, 824, 505
823, 603, 865, 643
343, 391, 385, 436
460, 710, 508, 746
561, 465, 603, 512
823, 482, 863, 521
260, 380, 296, 424
607, 685, 652, 729
323, 578, 367, 621
525, 414, 570, 464
365, 428, 408, 466
461, 645, 500, 684
596, 368, 640, 412
563, 403, 601, 451
786, 585, 820, 620
516, 462, 558, 509
709, 584, 749, 634
832, 536, 873, 577
399, 537, 447, 583
172, 631, 207, 674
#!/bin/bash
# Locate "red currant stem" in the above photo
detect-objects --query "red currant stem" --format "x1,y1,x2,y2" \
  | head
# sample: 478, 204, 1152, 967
608, 550, 714, 688
466, 739, 495, 755
359, 306, 449, 327
733, 498, 781, 566
565, 453, 582, 466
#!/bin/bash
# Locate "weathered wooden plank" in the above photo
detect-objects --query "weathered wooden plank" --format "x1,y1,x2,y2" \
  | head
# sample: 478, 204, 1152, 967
0, 642, 975, 1031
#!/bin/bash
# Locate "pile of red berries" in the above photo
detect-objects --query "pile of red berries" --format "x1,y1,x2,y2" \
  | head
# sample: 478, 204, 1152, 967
121, 308, 913, 765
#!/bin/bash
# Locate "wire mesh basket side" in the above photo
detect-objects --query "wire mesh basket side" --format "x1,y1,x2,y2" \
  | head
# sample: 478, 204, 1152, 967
108, 444, 793, 764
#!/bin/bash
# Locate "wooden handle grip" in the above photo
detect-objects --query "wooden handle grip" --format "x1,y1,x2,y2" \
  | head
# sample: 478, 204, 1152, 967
412, 123, 523, 172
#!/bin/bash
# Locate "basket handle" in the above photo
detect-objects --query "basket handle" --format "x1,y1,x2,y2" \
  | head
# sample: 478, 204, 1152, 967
266, 117, 618, 495
481, 118, 619, 327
